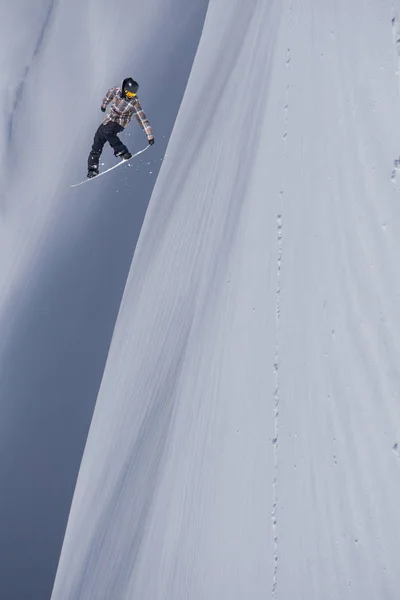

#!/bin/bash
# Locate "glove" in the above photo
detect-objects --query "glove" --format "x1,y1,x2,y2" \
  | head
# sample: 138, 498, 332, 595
101, 106, 106, 113
148, 138, 155, 146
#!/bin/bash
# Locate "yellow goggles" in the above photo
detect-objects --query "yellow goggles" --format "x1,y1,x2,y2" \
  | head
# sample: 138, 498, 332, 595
125, 91, 136, 98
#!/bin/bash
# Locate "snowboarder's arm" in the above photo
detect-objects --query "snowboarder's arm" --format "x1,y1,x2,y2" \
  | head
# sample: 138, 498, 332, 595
101, 87, 118, 111
134, 99, 154, 141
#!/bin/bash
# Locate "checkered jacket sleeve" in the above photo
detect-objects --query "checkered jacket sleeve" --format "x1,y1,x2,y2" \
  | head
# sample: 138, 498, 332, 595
134, 99, 154, 140
101, 87, 118, 111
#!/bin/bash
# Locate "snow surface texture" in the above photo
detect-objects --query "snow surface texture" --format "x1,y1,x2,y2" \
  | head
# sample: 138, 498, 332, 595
0, 1, 208, 599
50, 0, 400, 599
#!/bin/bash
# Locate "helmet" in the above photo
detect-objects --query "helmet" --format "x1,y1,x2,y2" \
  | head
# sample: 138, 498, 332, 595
122, 78, 139, 99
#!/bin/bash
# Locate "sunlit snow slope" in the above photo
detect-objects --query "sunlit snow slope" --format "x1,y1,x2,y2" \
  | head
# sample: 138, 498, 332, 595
52, 0, 400, 598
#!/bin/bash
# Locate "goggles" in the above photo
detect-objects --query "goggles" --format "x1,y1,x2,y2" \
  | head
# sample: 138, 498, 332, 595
125, 91, 137, 98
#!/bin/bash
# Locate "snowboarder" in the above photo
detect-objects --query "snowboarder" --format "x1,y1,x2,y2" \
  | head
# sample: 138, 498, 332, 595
87, 77, 155, 178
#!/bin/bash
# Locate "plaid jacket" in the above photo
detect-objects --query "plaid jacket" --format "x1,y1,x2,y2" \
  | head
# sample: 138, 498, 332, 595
101, 86, 154, 140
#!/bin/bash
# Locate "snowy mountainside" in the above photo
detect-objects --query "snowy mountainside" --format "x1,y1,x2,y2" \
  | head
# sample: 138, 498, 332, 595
52, 0, 400, 598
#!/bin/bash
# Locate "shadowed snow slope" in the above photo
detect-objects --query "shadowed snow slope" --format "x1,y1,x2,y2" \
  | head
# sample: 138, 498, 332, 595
48, 0, 400, 597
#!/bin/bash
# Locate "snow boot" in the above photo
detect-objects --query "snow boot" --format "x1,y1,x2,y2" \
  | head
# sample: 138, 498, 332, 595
87, 166, 99, 179
116, 150, 132, 160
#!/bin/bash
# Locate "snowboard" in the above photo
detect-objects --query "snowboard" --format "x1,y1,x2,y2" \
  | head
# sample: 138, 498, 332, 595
71, 145, 150, 188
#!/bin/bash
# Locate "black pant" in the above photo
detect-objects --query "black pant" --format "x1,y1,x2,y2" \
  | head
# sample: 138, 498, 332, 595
88, 121, 128, 169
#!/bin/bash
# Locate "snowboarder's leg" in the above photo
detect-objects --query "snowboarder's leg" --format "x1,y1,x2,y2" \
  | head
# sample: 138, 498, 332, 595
104, 122, 130, 158
87, 124, 106, 176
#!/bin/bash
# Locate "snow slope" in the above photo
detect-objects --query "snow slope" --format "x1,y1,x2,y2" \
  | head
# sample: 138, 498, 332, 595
51, 0, 400, 598
6, 0, 400, 597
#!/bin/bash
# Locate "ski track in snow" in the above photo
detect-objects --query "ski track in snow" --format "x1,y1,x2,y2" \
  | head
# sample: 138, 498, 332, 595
271, 210, 282, 600
391, 13, 400, 182
7, 0, 56, 144
271, 3, 292, 597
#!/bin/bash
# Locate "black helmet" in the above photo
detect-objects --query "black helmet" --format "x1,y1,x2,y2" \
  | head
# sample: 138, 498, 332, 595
122, 78, 139, 99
